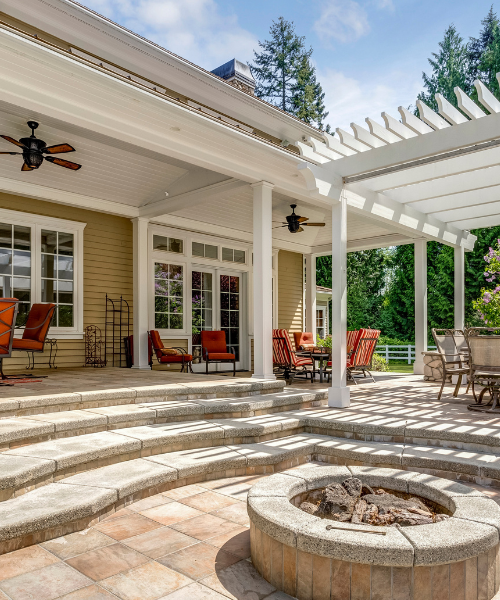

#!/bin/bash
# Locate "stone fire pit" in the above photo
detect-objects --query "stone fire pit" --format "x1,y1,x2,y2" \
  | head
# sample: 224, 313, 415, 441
248, 466, 500, 600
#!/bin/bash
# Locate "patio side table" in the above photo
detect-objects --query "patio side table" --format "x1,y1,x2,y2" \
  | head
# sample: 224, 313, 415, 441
296, 351, 330, 383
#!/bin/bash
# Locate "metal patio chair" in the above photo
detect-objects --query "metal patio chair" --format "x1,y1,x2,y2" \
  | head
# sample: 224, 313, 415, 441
272, 329, 313, 383
431, 329, 471, 401
465, 327, 500, 412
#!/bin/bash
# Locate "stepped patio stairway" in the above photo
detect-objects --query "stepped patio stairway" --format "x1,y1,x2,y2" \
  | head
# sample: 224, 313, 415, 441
1, 375, 500, 555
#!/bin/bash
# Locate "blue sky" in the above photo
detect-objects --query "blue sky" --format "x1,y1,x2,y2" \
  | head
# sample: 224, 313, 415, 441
83, 0, 496, 130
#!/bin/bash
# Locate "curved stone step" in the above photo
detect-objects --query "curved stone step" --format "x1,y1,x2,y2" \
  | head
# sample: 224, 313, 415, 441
0, 390, 326, 449
2, 432, 500, 554
0, 378, 285, 418
4, 400, 500, 502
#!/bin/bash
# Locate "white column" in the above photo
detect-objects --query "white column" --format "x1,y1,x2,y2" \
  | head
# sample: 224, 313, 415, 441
305, 253, 317, 341
251, 181, 276, 380
329, 193, 350, 407
454, 246, 465, 331
413, 240, 427, 375
132, 217, 151, 369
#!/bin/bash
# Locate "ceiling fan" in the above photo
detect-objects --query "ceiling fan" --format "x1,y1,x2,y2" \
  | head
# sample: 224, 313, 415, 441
0, 121, 81, 172
275, 204, 326, 233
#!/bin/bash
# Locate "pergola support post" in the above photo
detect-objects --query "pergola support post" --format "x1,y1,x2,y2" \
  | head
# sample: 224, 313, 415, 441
252, 181, 276, 380
414, 240, 427, 375
305, 254, 317, 342
329, 192, 350, 407
132, 217, 151, 369
454, 246, 465, 331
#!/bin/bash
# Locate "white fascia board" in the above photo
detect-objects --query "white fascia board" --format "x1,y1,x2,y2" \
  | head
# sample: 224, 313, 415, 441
0, 29, 314, 203
345, 182, 476, 250
450, 214, 500, 229
323, 111, 500, 180
312, 233, 423, 255
0, 176, 139, 217
2, 0, 321, 144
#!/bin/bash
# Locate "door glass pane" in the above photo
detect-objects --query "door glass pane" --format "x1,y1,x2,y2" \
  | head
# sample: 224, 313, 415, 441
222, 274, 240, 362
0, 223, 31, 325
192, 270, 213, 363
154, 262, 184, 330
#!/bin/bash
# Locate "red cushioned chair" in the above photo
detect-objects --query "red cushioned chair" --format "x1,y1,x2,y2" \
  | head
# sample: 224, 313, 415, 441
148, 330, 193, 372
201, 330, 236, 376
293, 331, 316, 351
12, 303, 56, 372
327, 328, 380, 384
273, 328, 313, 383
0, 298, 20, 383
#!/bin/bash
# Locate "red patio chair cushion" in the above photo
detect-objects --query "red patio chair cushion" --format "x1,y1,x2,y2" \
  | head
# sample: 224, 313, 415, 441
158, 354, 193, 363
207, 353, 235, 360
22, 303, 55, 343
12, 338, 43, 351
201, 331, 228, 355
0, 298, 18, 355
293, 332, 315, 350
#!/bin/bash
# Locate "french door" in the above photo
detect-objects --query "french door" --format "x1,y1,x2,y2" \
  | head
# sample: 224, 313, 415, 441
191, 266, 244, 372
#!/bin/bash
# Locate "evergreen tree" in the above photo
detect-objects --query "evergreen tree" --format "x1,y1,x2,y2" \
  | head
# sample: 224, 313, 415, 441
469, 6, 499, 83
250, 17, 328, 127
291, 56, 329, 129
475, 22, 500, 99
417, 24, 470, 112
251, 17, 310, 113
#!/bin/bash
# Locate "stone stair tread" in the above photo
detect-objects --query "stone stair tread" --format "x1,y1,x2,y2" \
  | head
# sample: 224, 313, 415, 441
61, 458, 177, 499
5, 431, 141, 469
0, 483, 117, 541
145, 446, 247, 478
316, 438, 405, 466
228, 434, 331, 465
85, 405, 157, 423
0, 418, 55, 444
402, 445, 499, 475
22, 411, 108, 431
112, 422, 224, 448
0, 454, 55, 490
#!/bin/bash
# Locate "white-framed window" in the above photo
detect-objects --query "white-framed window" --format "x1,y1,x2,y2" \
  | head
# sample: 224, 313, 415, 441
154, 262, 184, 330
152, 235, 183, 254
192, 242, 218, 259
0, 208, 85, 336
222, 247, 246, 264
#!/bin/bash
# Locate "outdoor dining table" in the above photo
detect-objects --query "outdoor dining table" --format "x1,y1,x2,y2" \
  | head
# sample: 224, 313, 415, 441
296, 351, 331, 384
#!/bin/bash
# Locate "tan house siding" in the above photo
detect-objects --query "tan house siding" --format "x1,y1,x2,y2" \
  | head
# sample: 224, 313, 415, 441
277, 250, 304, 338
0, 193, 133, 370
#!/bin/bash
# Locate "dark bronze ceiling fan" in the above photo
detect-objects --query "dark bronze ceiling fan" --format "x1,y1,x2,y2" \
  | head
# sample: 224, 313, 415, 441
275, 204, 326, 233
0, 121, 81, 172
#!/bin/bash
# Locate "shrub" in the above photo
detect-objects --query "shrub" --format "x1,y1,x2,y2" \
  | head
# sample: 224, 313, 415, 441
371, 353, 389, 372
317, 335, 332, 349
378, 335, 413, 346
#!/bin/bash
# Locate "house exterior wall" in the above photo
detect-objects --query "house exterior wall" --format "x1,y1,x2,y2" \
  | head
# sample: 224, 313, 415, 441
277, 250, 304, 335
0, 193, 133, 370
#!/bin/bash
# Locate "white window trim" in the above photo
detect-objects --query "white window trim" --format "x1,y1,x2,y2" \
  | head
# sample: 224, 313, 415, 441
149, 225, 251, 337
0, 208, 86, 339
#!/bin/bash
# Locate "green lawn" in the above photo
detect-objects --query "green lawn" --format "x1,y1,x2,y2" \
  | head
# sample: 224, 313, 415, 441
386, 362, 414, 373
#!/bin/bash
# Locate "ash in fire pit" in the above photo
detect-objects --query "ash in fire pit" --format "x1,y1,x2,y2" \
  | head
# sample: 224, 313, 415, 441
299, 476, 450, 526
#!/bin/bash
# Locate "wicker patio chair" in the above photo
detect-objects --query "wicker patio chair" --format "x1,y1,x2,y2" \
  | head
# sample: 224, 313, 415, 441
431, 329, 471, 401
465, 328, 500, 412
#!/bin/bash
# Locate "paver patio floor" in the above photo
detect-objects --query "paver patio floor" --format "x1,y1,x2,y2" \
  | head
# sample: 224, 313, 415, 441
0, 463, 498, 600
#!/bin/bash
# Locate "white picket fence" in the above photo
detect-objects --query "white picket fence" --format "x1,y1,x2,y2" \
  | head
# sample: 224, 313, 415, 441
376, 344, 437, 364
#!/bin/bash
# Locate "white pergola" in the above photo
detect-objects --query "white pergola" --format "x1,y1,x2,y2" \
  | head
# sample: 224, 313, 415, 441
298, 79, 500, 407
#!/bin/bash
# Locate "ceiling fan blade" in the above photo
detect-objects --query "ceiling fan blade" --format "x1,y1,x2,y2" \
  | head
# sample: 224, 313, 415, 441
43, 143, 75, 154
298, 217, 309, 222
0, 152, 20, 155
291, 227, 304, 233
272, 225, 288, 229
21, 162, 34, 172
1, 135, 27, 149
45, 156, 81, 170
304, 223, 325, 227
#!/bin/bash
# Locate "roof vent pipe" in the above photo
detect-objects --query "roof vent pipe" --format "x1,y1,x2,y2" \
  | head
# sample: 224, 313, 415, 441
211, 59, 256, 95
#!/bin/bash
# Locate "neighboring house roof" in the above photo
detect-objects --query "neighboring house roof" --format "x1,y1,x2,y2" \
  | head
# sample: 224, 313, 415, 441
316, 285, 332, 294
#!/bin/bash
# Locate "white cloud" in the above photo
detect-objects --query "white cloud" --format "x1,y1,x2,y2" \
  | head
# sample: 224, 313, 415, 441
318, 68, 421, 131
82, 0, 258, 69
314, 0, 370, 43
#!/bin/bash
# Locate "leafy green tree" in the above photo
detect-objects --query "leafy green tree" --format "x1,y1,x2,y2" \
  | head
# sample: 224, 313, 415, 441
291, 56, 329, 129
417, 24, 470, 112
